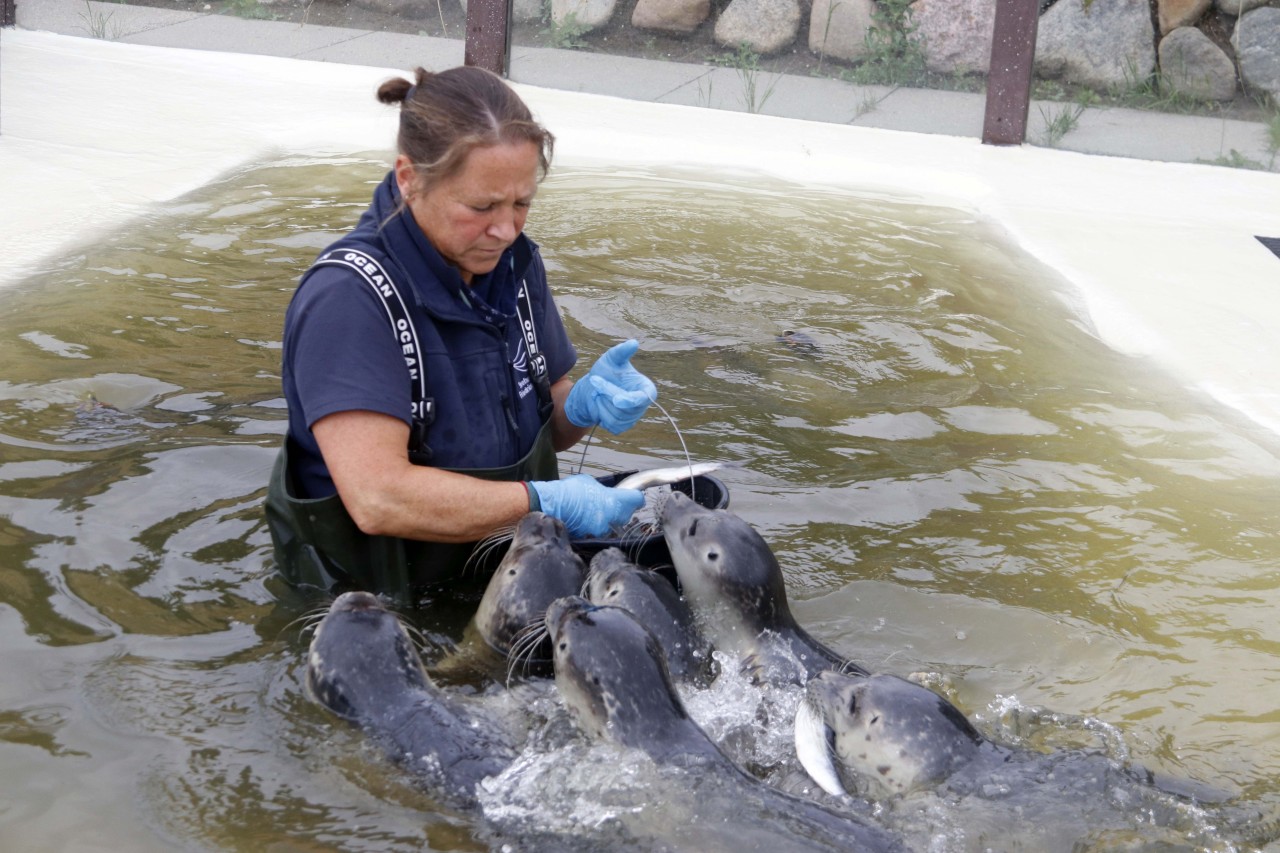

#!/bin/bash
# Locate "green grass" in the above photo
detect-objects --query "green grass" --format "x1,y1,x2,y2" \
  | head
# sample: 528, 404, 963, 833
79, 0, 123, 40
843, 0, 928, 87
1037, 102, 1085, 147
711, 43, 781, 114
225, 0, 276, 20
540, 10, 590, 50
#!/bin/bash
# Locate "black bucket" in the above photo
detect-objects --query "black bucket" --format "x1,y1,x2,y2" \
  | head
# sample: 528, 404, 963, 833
573, 470, 730, 578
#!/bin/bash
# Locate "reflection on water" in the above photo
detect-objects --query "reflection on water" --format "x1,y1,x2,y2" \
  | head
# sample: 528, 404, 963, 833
2, 156, 1279, 850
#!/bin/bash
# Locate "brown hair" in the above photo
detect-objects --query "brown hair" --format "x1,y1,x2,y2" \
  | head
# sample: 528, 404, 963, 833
377, 66, 555, 193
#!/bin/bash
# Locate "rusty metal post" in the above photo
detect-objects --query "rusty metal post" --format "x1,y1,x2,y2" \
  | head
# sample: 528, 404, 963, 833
465, 0, 511, 76
982, 0, 1040, 145
2, 0, 16, 27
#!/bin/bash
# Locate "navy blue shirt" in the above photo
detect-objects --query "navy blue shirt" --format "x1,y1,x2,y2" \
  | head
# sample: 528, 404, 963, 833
282, 171, 576, 498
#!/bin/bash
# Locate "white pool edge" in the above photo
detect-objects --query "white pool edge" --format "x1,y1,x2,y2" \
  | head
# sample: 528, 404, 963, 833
4, 30, 1280, 437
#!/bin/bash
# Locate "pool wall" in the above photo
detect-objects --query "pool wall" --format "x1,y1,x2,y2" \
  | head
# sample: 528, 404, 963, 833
2, 29, 1280, 435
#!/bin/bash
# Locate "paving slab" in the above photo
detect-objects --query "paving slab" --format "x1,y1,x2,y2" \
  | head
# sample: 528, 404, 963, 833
510, 46, 709, 101
298, 30, 464, 69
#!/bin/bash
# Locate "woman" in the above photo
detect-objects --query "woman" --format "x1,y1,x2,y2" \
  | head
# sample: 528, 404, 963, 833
266, 65, 655, 603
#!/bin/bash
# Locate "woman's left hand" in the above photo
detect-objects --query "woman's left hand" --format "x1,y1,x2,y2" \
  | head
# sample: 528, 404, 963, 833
564, 339, 657, 434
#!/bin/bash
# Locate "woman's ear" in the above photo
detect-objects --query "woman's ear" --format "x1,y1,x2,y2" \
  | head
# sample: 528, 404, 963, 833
393, 154, 416, 199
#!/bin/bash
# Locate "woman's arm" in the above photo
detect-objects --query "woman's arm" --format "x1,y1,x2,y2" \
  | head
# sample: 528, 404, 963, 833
549, 376, 591, 452
313, 409, 531, 543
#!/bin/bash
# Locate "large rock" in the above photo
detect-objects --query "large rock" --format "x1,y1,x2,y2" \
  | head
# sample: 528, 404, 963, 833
1036, 0, 1156, 90
910, 0, 995, 74
1233, 6, 1280, 103
551, 0, 618, 31
633, 0, 710, 33
1215, 0, 1271, 15
1157, 0, 1212, 34
1158, 26, 1239, 101
808, 0, 874, 63
715, 0, 802, 55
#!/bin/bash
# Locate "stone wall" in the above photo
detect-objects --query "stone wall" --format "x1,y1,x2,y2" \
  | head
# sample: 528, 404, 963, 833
533, 0, 1280, 105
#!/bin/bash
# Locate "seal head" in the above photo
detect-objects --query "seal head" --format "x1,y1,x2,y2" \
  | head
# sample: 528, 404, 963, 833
305, 591, 515, 807
658, 490, 863, 682
584, 548, 714, 685
797, 670, 984, 797
473, 511, 587, 664
546, 594, 720, 764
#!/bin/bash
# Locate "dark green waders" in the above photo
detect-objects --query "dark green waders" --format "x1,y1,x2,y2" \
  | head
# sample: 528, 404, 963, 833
264, 421, 559, 607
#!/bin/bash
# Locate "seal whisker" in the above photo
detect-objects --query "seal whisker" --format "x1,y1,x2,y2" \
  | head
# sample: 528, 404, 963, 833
465, 525, 516, 579
280, 600, 342, 642
506, 619, 550, 685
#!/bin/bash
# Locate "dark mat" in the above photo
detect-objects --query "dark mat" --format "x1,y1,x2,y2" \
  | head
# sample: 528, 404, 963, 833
1258, 236, 1280, 260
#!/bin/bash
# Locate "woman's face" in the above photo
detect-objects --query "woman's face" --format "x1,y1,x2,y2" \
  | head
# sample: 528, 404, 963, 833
395, 140, 541, 285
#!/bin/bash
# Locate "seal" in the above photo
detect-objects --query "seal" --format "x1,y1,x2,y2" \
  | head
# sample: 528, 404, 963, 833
793, 669, 1228, 810
304, 591, 515, 808
794, 670, 985, 798
544, 595, 905, 852
658, 490, 867, 683
584, 547, 714, 685
471, 511, 587, 671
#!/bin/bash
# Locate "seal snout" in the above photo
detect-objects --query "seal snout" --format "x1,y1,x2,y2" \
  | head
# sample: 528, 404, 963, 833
330, 590, 386, 613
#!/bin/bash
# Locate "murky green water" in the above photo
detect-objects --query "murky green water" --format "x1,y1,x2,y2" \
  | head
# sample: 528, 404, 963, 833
2, 155, 1279, 850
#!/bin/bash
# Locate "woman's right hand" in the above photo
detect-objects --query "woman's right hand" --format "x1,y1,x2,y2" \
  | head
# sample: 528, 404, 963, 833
563, 339, 657, 434
529, 474, 644, 538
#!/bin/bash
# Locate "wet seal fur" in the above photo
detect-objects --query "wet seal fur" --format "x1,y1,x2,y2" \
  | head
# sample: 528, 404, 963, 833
544, 595, 905, 852
794, 668, 1234, 847
471, 511, 587, 670
658, 490, 866, 684
584, 547, 715, 685
305, 591, 515, 808
796, 670, 985, 797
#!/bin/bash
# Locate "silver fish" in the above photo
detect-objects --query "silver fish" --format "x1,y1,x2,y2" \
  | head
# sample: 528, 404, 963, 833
616, 462, 725, 491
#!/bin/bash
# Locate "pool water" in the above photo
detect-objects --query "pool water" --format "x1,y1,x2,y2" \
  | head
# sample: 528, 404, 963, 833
2, 156, 1278, 850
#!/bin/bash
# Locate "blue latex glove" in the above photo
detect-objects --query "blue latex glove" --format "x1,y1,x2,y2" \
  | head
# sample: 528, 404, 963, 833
529, 474, 644, 538
564, 339, 657, 435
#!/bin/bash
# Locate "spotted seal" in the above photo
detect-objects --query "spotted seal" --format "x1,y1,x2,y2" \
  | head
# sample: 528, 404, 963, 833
544, 595, 905, 852
795, 670, 985, 798
470, 511, 587, 672
304, 591, 516, 808
584, 547, 714, 685
658, 490, 866, 684
793, 668, 1228, 837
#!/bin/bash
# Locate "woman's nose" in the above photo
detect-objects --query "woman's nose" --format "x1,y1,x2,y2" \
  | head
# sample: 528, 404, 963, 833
488, 208, 518, 241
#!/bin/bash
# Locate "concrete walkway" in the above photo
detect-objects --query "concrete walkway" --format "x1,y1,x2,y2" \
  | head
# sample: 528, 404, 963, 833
10, 0, 1279, 170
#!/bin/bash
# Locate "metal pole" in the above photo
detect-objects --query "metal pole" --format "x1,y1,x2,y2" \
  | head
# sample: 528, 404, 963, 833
982, 0, 1040, 145
465, 0, 512, 76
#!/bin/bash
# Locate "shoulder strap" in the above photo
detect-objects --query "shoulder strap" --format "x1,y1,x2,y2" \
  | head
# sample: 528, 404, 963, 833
515, 277, 554, 419
312, 247, 436, 463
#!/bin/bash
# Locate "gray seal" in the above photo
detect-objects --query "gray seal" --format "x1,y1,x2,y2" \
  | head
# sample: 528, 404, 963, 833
795, 670, 985, 798
793, 667, 1232, 847
658, 490, 866, 683
471, 511, 587, 671
544, 595, 905, 852
584, 547, 714, 685
304, 591, 515, 808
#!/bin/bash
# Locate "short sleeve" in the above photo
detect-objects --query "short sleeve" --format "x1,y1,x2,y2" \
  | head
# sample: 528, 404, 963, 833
284, 265, 413, 431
